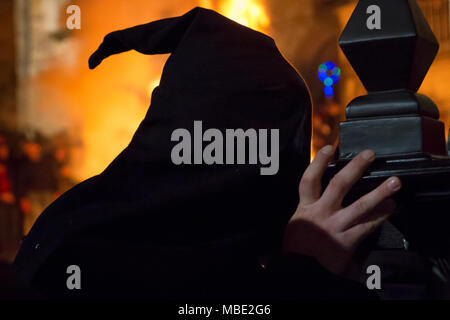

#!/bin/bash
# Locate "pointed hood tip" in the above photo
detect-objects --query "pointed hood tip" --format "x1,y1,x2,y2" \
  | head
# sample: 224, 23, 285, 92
88, 56, 99, 69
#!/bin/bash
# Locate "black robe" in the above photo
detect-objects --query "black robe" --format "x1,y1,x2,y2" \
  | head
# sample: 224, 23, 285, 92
12, 7, 373, 300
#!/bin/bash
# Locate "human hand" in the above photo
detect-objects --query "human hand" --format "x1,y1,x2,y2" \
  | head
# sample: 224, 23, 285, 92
283, 146, 401, 276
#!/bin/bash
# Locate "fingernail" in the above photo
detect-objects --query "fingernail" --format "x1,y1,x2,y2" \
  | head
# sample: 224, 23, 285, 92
321, 145, 333, 156
361, 150, 375, 161
388, 177, 401, 191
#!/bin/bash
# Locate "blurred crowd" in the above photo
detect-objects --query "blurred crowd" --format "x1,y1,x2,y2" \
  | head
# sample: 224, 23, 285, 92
0, 130, 76, 259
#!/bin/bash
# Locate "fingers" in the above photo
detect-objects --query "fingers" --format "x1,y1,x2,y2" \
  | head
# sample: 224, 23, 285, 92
320, 150, 375, 210
299, 145, 334, 206
337, 176, 401, 230
342, 198, 397, 248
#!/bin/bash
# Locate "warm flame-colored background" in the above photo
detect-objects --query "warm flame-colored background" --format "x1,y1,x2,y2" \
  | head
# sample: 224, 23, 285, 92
26, 0, 276, 180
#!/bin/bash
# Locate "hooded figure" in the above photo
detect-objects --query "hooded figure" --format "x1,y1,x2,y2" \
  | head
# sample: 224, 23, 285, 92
12, 7, 370, 299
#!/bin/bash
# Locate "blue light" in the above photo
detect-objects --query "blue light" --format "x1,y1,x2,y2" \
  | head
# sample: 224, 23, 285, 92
324, 77, 333, 87
331, 75, 340, 84
318, 61, 341, 99
324, 86, 333, 97
325, 61, 335, 70
331, 67, 340, 76
318, 72, 327, 82
319, 64, 327, 73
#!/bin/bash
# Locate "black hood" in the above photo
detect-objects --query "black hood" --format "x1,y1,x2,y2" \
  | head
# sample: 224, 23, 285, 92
13, 7, 312, 298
